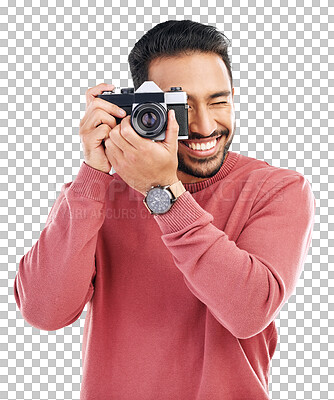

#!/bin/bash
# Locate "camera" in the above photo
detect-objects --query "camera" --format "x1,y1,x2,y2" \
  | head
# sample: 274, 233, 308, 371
97, 81, 189, 141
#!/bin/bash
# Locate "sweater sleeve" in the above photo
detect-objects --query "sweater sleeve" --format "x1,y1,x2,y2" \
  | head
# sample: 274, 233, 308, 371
13, 162, 113, 331
154, 172, 316, 339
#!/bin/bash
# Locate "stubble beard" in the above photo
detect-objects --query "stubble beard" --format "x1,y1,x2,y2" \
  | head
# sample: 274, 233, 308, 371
177, 121, 236, 179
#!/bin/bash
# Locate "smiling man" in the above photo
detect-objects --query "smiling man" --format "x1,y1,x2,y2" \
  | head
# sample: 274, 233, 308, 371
14, 20, 316, 400
149, 52, 235, 183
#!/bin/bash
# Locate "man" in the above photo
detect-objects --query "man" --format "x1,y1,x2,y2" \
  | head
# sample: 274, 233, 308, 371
14, 20, 315, 399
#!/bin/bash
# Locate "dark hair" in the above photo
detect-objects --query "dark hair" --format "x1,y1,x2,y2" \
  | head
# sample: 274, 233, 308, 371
128, 20, 232, 90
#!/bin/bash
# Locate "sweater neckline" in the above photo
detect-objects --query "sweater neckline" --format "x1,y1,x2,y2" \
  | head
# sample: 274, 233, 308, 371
183, 151, 240, 193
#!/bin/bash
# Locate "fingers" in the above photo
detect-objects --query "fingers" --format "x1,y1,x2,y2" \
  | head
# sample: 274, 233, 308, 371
108, 112, 178, 154
81, 123, 111, 150
80, 97, 126, 129
85, 83, 115, 109
117, 115, 149, 150
164, 110, 179, 149
106, 117, 145, 168
80, 108, 117, 136
104, 136, 123, 170
108, 117, 137, 153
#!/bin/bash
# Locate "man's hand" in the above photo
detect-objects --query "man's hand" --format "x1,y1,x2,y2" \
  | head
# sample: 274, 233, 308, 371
104, 110, 179, 195
79, 83, 127, 174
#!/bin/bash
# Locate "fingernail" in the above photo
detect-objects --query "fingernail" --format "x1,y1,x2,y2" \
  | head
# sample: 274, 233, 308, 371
120, 109, 126, 116
170, 110, 175, 120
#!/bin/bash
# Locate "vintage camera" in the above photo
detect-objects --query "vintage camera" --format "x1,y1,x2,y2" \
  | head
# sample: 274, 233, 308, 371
97, 81, 188, 141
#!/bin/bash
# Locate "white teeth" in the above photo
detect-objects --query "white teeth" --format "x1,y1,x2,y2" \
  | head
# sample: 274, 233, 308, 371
187, 138, 217, 151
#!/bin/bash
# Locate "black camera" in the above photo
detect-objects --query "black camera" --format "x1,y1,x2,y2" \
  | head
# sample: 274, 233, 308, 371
98, 81, 189, 141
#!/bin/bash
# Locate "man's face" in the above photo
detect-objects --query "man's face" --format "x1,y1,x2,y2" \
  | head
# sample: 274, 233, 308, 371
148, 51, 236, 184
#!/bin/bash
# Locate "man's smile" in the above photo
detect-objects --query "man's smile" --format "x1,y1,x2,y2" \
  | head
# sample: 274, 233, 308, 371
178, 134, 224, 157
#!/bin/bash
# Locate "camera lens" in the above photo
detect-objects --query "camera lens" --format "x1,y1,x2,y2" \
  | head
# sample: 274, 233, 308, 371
141, 112, 158, 129
131, 102, 167, 138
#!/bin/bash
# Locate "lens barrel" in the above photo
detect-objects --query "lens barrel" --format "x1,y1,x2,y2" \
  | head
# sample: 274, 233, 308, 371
131, 102, 167, 138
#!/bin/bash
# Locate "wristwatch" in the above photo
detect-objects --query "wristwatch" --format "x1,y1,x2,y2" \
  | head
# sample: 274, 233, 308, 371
143, 180, 186, 215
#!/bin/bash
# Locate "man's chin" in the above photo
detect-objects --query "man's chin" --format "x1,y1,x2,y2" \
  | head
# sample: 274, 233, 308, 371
177, 148, 228, 180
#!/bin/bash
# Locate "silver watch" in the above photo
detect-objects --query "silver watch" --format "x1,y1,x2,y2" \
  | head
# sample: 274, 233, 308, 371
143, 181, 186, 215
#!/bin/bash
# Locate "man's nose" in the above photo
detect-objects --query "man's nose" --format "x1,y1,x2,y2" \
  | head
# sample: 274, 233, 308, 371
188, 107, 217, 138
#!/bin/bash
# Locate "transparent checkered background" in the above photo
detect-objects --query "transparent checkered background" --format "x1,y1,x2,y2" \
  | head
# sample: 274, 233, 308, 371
1, 0, 333, 399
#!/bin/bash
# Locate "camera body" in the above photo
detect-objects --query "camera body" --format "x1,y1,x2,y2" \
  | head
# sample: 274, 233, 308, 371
97, 81, 189, 141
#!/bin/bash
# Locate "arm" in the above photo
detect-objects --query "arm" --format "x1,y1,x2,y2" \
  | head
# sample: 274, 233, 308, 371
13, 162, 113, 331
154, 172, 316, 339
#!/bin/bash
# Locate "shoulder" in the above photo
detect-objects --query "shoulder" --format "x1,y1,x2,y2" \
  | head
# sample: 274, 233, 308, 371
229, 152, 315, 206
235, 152, 311, 187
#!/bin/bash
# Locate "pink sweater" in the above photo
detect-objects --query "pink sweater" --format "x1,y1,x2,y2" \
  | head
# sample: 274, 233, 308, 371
14, 151, 315, 400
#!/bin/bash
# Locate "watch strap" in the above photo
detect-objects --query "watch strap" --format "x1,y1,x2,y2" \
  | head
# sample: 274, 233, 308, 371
168, 180, 186, 200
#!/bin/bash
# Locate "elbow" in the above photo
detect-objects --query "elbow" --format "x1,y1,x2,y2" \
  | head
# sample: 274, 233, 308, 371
221, 297, 285, 340
228, 319, 273, 340
19, 297, 85, 331
14, 276, 59, 331
19, 305, 82, 332
16, 297, 67, 331
233, 270, 287, 339
14, 290, 75, 332
228, 305, 284, 340
14, 273, 87, 332
231, 325, 268, 340
20, 311, 61, 332
17, 298, 85, 332
209, 308, 273, 340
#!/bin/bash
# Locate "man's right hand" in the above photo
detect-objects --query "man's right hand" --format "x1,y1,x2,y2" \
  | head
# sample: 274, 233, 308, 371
79, 83, 127, 174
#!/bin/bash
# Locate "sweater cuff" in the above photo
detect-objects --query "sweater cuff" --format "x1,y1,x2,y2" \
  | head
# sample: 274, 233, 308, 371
154, 191, 207, 234
69, 162, 114, 202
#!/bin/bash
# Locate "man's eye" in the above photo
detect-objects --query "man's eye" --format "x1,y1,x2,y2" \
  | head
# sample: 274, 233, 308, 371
187, 102, 228, 110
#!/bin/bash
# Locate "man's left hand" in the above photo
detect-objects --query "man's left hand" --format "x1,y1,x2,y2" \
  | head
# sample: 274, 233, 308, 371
104, 110, 179, 195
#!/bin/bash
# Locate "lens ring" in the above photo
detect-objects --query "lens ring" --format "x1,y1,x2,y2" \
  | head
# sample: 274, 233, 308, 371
131, 102, 167, 138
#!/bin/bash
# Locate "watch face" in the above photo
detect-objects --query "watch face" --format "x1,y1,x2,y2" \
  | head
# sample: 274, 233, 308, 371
146, 187, 172, 214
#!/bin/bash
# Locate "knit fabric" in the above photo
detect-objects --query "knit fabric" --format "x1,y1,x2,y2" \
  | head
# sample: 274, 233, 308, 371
14, 151, 316, 400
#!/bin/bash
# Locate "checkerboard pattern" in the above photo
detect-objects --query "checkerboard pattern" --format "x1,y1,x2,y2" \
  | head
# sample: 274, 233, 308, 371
1, 0, 332, 399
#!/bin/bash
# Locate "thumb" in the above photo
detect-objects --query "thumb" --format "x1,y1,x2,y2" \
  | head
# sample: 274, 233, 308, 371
164, 110, 179, 149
